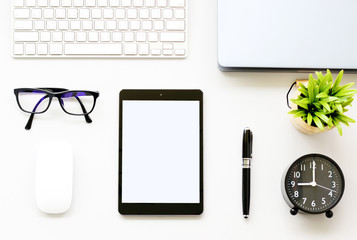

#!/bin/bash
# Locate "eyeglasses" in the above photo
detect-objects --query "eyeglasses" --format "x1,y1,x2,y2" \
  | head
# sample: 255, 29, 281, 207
14, 88, 100, 130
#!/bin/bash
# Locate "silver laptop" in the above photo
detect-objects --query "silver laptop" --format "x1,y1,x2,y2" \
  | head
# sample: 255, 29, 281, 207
218, 0, 357, 72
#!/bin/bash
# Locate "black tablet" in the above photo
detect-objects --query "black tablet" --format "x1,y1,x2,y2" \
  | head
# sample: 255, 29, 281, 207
119, 90, 203, 215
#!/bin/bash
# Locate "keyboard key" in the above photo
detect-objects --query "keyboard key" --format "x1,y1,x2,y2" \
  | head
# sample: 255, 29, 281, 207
25, 43, 36, 55
32, 9, 42, 18
106, 20, 117, 30
14, 20, 33, 30
100, 32, 111, 41
65, 43, 123, 54
138, 43, 149, 55
37, 0, 48, 7
151, 49, 160, 55
13, 43, 24, 55
124, 43, 137, 55
160, 32, 184, 42
151, 9, 161, 19
14, 9, 30, 19
118, 20, 128, 30
46, 20, 57, 29
115, 9, 125, 18
121, 0, 131, 7
68, 9, 78, 18
73, 0, 84, 6
88, 32, 99, 41
163, 49, 173, 55
61, 0, 72, 7
130, 20, 140, 30
127, 9, 137, 19
98, 0, 108, 7
71, 20, 81, 30
58, 20, 69, 29
14, 32, 39, 42
92, 9, 102, 18
35, 20, 45, 29
43, 9, 54, 18
162, 9, 173, 19
163, 43, 172, 49
79, 9, 90, 18
148, 32, 157, 41
153, 20, 164, 30
124, 32, 134, 42
37, 43, 48, 54
112, 32, 122, 41
82, 20, 93, 29
26, 0, 36, 7
109, 0, 120, 6
174, 9, 185, 19
64, 32, 75, 41
85, 0, 96, 7
139, 9, 149, 18
40, 32, 51, 41
94, 20, 105, 30
142, 20, 152, 30
55, 8, 66, 18
103, 9, 114, 18
169, 0, 184, 7
76, 32, 87, 41
157, 0, 166, 7
49, 43, 63, 54
166, 20, 184, 30
52, 31, 63, 41
133, 0, 143, 7
50, 0, 60, 7
136, 32, 146, 41
145, 0, 155, 7
14, 0, 24, 7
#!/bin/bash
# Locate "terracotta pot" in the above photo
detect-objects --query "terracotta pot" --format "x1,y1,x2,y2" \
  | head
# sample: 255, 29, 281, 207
289, 80, 331, 135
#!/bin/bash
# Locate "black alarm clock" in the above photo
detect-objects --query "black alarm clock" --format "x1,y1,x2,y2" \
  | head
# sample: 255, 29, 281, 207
281, 153, 345, 218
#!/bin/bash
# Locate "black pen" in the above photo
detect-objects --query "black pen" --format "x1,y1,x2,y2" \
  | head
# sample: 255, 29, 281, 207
242, 128, 253, 219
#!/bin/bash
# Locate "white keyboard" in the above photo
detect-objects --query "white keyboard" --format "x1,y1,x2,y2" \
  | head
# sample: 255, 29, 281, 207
12, 0, 187, 58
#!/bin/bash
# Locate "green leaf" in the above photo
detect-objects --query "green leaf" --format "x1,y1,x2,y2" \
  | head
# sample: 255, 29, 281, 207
313, 116, 324, 130
316, 92, 328, 98
292, 98, 309, 110
316, 71, 324, 82
315, 112, 329, 123
335, 104, 343, 114
294, 111, 306, 118
307, 113, 313, 125
319, 101, 331, 111
335, 89, 357, 97
335, 114, 356, 123
308, 81, 315, 103
288, 109, 300, 115
332, 119, 343, 136
334, 82, 355, 95
298, 87, 308, 97
331, 70, 344, 94
342, 98, 354, 107
326, 96, 339, 102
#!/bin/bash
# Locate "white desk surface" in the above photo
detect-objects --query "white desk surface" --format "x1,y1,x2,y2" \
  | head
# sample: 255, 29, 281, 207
1, 1, 357, 239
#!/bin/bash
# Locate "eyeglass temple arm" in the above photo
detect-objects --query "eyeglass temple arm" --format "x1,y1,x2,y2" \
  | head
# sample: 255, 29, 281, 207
75, 96, 92, 123
25, 95, 48, 130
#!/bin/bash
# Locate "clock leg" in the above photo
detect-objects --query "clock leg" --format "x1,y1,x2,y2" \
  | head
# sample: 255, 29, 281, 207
325, 210, 333, 218
290, 207, 298, 215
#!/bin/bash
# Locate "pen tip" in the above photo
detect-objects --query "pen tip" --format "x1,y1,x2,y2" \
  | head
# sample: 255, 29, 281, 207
244, 215, 248, 219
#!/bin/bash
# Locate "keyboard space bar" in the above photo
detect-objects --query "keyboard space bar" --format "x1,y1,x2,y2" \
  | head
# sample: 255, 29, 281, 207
64, 43, 123, 55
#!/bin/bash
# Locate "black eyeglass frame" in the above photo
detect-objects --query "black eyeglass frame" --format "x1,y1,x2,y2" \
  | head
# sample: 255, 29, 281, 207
14, 88, 99, 130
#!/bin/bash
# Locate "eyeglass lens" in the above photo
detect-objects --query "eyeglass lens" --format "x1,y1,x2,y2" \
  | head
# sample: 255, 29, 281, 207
60, 91, 95, 115
18, 90, 50, 113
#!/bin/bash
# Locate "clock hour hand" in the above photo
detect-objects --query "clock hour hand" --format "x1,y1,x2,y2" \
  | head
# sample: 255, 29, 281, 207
298, 182, 313, 186
316, 184, 337, 193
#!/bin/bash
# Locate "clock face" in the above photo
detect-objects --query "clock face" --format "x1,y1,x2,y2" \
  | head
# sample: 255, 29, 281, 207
284, 154, 345, 214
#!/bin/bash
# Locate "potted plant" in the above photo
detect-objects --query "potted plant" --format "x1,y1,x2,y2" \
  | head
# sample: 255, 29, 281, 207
289, 70, 357, 135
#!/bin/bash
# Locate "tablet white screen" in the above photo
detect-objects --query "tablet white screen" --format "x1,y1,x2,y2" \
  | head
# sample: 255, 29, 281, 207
122, 100, 200, 203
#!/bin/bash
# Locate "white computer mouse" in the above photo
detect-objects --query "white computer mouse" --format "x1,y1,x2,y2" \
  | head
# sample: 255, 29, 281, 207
35, 141, 73, 214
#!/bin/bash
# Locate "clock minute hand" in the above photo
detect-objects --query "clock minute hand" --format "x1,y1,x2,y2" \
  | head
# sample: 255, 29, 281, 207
316, 184, 337, 193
